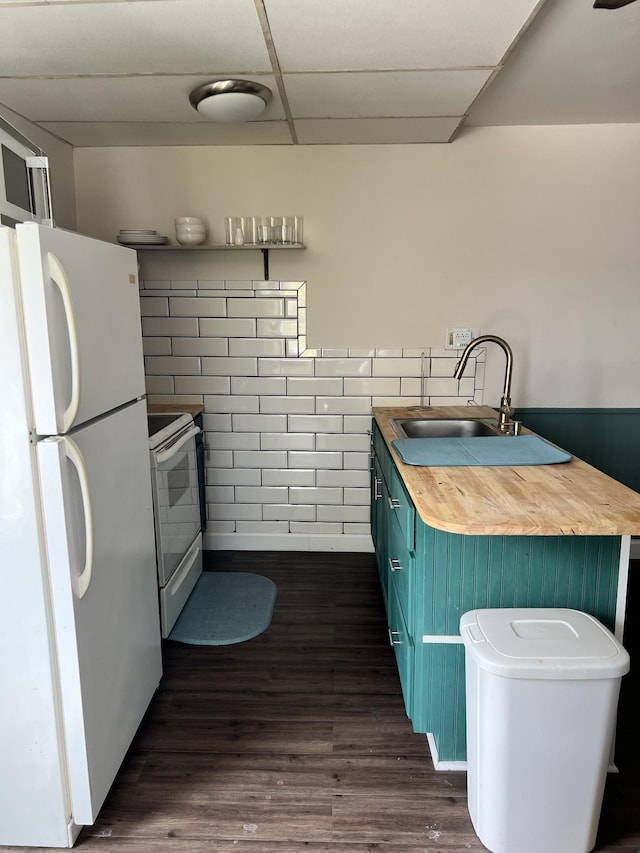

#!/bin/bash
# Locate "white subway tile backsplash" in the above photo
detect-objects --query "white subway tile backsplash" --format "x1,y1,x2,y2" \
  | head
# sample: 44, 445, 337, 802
208, 450, 233, 468
142, 317, 199, 337
173, 337, 228, 357
170, 297, 226, 317
209, 503, 262, 521
206, 468, 261, 487
316, 433, 370, 452
287, 377, 343, 396
344, 523, 371, 536
261, 432, 315, 451
229, 338, 285, 357
205, 394, 258, 414
344, 487, 371, 505
205, 485, 235, 504
318, 505, 369, 523
290, 521, 342, 535
344, 415, 374, 433
263, 504, 316, 522
203, 413, 232, 431
139, 297, 169, 317
289, 487, 342, 505
202, 357, 258, 376
256, 318, 298, 338
344, 377, 400, 396
228, 298, 285, 318
259, 396, 315, 415
145, 356, 200, 375
174, 376, 229, 395
262, 468, 315, 487
208, 432, 260, 451
316, 396, 371, 415
288, 414, 343, 433
343, 452, 371, 470
288, 451, 342, 470
259, 358, 314, 377
145, 375, 174, 394
315, 358, 371, 377
197, 280, 225, 290
235, 486, 288, 504
233, 414, 287, 433
169, 280, 198, 290
141, 278, 483, 548
373, 357, 421, 377
141, 279, 170, 290
236, 521, 289, 534
231, 376, 287, 396
142, 336, 171, 356
316, 470, 370, 488
206, 520, 236, 534
200, 318, 256, 337
234, 450, 287, 468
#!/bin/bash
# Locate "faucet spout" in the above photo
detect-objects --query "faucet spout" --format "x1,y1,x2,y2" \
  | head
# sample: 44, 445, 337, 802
453, 334, 514, 431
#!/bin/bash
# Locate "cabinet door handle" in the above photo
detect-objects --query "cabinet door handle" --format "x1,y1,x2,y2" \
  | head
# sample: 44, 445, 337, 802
388, 497, 400, 510
388, 557, 402, 573
374, 476, 382, 501
388, 628, 401, 646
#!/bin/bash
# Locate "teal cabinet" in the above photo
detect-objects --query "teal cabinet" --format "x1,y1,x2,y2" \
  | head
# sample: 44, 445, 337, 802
371, 419, 623, 766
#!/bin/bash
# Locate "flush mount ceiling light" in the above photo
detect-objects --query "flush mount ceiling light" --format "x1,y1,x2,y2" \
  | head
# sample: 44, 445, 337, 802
189, 79, 272, 123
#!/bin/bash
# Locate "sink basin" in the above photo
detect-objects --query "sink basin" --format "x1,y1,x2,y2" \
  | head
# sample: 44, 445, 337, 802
392, 418, 502, 439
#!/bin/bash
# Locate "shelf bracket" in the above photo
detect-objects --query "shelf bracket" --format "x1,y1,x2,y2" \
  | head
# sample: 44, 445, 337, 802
260, 248, 269, 279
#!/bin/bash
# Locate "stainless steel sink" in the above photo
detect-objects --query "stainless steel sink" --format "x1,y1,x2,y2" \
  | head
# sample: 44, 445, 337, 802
392, 418, 502, 439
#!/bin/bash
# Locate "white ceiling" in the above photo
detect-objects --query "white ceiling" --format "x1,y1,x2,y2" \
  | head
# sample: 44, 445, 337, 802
0, 0, 639, 147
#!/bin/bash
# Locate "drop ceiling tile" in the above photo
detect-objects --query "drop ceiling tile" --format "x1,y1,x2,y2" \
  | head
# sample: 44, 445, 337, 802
294, 117, 461, 145
0, 0, 271, 76
39, 121, 294, 147
283, 71, 493, 119
0, 75, 284, 123
467, 0, 640, 126
264, 0, 544, 71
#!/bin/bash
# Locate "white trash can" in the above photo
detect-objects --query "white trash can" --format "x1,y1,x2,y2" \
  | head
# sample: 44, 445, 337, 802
460, 608, 630, 853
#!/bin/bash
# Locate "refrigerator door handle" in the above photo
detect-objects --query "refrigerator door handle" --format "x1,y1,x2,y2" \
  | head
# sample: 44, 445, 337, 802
155, 425, 201, 464
47, 252, 81, 432
63, 436, 94, 599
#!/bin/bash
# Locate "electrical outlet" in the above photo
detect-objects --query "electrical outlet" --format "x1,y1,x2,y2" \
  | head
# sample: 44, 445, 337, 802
445, 328, 477, 350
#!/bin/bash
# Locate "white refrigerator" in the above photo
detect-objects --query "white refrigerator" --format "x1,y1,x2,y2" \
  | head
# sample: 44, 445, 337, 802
0, 222, 162, 847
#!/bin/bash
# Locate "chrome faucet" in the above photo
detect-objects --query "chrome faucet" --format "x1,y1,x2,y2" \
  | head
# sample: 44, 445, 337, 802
453, 335, 515, 432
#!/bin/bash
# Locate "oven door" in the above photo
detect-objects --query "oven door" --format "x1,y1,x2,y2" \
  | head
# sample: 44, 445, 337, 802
151, 423, 201, 587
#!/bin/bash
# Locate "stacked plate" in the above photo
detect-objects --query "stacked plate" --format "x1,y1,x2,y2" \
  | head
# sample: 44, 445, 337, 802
117, 229, 169, 246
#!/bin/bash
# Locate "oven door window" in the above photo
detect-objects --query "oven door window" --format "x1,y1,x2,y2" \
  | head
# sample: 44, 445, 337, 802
154, 437, 201, 586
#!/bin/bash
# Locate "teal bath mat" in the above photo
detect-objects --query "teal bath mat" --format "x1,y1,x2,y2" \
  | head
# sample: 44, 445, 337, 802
169, 572, 277, 646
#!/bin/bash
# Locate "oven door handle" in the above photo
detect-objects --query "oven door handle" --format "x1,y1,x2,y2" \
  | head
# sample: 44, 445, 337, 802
155, 426, 201, 464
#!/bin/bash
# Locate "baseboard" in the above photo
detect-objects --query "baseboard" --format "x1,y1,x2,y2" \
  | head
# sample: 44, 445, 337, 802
203, 532, 375, 553
426, 734, 467, 771
630, 537, 640, 560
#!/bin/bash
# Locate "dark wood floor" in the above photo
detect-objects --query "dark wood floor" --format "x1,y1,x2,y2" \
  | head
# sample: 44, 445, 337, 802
21, 553, 640, 851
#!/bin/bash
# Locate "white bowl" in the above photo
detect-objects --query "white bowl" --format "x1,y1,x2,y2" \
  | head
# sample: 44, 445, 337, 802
175, 217, 205, 227
176, 232, 206, 246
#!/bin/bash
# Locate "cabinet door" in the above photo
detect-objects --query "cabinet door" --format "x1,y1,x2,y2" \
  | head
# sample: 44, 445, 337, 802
371, 455, 389, 602
387, 580, 414, 715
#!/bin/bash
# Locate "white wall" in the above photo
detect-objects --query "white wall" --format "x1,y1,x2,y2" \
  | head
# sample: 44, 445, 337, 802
73, 124, 640, 408
0, 107, 76, 231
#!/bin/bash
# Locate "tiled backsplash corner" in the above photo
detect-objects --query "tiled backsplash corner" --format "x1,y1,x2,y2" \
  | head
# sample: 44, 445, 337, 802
140, 279, 484, 551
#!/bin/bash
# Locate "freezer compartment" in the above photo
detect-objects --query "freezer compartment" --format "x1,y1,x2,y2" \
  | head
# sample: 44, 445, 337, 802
15, 222, 145, 434
161, 533, 203, 638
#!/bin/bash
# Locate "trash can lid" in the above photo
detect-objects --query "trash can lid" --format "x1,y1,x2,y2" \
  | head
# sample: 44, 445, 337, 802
460, 608, 630, 679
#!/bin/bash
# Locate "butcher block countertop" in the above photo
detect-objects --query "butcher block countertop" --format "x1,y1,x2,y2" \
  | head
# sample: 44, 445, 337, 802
373, 406, 640, 537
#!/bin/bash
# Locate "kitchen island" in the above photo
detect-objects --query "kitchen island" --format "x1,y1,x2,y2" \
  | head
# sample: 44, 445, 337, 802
371, 406, 640, 768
